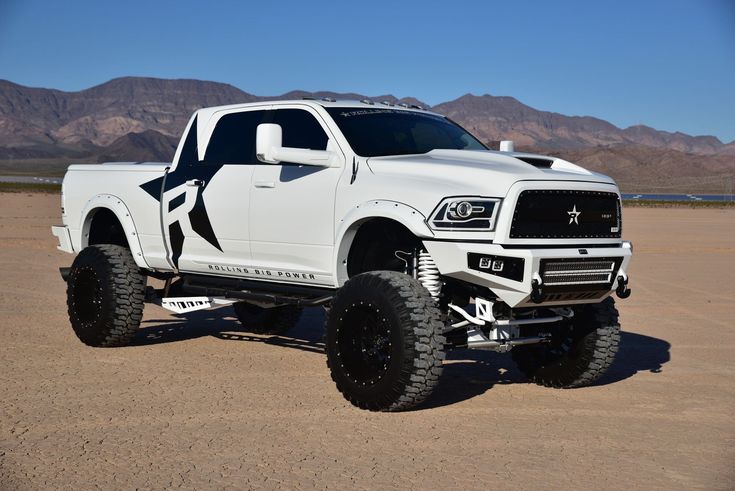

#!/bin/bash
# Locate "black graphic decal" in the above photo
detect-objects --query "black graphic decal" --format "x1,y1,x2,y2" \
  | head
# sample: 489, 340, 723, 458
139, 114, 227, 266
168, 221, 185, 268
189, 189, 222, 251
168, 192, 186, 213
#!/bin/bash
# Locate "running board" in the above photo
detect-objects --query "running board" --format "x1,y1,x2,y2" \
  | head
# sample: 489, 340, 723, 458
181, 275, 333, 308
158, 296, 236, 314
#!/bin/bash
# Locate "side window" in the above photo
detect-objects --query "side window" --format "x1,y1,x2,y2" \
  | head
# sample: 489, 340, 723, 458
204, 110, 266, 164
272, 109, 328, 150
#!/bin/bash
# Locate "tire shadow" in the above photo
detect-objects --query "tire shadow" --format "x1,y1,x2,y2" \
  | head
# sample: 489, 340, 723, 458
594, 331, 671, 385
134, 305, 326, 355
422, 349, 526, 409
134, 307, 671, 408
423, 331, 671, 408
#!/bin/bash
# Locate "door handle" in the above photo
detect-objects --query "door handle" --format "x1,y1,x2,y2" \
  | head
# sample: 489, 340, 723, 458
254, 181, 275, 188
186, 179, 205, 187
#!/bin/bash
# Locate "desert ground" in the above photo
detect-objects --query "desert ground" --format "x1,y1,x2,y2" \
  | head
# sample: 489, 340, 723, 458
0, 192, 733, 490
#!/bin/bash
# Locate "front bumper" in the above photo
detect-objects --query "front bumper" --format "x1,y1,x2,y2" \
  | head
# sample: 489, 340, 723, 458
423, 240, 632, 307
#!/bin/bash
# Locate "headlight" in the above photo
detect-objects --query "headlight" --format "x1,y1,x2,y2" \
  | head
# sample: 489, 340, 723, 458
428, 197, 501, 231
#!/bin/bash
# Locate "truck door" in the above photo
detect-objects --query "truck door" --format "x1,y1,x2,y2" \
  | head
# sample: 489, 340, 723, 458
249, 106, 344, 286
159, 107, 269, 275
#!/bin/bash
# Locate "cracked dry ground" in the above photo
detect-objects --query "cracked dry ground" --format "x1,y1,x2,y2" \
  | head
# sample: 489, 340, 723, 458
1, 192, 734, 490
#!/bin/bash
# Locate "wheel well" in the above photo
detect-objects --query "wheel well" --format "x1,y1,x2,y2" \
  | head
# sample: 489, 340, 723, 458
87, 208, 129, 248
346, 218, 422, 277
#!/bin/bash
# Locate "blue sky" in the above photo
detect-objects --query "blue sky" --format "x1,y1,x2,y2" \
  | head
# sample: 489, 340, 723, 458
1, 0, 733, 142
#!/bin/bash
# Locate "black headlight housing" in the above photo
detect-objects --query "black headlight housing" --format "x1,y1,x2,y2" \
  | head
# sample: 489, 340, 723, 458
428, 197, 501, 231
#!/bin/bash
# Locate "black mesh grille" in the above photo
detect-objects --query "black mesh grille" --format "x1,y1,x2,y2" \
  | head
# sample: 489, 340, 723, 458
510, 190, 621, 239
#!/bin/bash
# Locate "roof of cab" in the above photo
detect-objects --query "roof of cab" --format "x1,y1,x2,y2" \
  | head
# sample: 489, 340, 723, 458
193, 99, 441, 124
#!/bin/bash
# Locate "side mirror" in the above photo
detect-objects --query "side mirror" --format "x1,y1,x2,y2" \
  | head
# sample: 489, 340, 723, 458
256, 123, 282, 164
256, 123, 338, 167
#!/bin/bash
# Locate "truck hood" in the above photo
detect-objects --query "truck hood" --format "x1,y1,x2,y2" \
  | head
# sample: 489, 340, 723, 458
366, 149, 615, 197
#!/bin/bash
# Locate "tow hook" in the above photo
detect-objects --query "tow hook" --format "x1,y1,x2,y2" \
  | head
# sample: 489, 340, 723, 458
530, 278, 544, 304
615, 275, 631, 299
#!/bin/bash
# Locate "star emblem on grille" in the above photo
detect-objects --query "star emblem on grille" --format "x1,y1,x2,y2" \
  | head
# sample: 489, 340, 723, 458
567, 205, 581, 225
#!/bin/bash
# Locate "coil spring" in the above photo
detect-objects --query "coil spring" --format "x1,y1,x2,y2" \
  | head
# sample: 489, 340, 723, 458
417, 251, 442, 299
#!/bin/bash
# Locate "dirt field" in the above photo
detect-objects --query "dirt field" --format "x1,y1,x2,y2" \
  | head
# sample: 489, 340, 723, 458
1, 192, 733, 490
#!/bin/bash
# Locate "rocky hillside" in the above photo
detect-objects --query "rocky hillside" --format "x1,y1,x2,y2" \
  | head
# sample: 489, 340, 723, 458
0, 77, 256, 148
434, 94, 727, 155
0, 77, 733, 191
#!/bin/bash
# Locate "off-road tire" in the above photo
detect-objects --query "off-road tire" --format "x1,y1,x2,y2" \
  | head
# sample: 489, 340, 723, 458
66, 245, 146, 347
325, 271, 446, 411
233, 303, 302, 335
511, 297, 620, 388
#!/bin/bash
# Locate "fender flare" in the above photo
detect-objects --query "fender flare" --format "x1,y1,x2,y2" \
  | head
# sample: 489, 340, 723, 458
79, 194, 150, 269
333, 200, 434, 286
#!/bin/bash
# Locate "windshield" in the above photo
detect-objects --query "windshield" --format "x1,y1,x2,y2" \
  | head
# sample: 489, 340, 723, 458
325, 107, 487, 157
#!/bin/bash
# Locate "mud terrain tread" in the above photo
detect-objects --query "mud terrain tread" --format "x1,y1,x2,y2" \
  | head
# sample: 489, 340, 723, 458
512, 297, 620, 388
325, 271, 446, 412
66, 245, 146, 347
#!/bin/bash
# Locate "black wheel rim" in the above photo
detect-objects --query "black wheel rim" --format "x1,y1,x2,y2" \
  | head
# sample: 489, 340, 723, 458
337, 305, 393, 386
72, 267, 103, 327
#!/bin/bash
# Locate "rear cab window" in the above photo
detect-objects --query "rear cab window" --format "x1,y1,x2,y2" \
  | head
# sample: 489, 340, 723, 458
204, 110, 268, 164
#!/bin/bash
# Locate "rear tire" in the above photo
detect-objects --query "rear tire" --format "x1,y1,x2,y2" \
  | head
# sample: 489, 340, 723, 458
325, 271, 446, 411
66, 245, 146, 347
232, 302, 302, 335
511, 297, 620, 388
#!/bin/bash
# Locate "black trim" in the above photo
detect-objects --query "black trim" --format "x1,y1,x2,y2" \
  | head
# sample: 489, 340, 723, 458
423, 239, 622, 248
180, 273, 335, 307
515, 156, 553, 168
423, 238, 494, 244
467, 253, 524, 282
499, 243, 622, 249
182, 273, 336, 297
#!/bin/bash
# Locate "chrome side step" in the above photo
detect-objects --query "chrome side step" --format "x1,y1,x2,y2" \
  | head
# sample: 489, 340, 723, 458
158, 296, 236, 314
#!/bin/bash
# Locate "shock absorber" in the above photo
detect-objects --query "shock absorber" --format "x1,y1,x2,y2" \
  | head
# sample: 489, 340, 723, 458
416, 250, 442, 299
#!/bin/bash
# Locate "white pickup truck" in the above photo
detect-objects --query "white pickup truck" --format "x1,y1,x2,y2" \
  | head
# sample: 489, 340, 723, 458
52, 99, 632, 411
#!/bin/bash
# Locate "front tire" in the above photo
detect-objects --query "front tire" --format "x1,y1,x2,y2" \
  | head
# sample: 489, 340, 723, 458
511, 297, 621, 388
325, 271, 446, 411
66, 245, 146, 347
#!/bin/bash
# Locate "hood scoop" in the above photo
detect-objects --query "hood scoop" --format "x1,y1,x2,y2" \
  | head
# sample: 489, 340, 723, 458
515, 156, 554, 168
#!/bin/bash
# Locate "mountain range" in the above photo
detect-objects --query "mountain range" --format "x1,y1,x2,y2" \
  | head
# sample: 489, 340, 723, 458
1, 77, 733, 191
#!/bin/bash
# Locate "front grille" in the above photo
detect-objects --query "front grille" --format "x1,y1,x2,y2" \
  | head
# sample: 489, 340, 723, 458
544, 272, 612, 286
543, 260, 615, 273
539, 257, 623, 298
510, 190, 621, 239
542, 259, 616, 285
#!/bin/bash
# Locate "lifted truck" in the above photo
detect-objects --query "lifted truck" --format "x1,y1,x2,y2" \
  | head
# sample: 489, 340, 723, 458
52, 99, 632, 411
